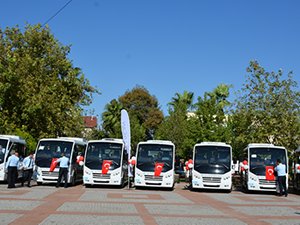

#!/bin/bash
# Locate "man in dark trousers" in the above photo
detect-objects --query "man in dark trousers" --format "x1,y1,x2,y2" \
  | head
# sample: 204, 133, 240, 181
6, 151, 20, 188
22, 152, 34, 187
56, 153, 70, 188
275, 159, 288, 197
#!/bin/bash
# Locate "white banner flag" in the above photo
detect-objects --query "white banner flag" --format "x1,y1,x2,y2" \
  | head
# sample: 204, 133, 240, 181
121, 109, 132, 177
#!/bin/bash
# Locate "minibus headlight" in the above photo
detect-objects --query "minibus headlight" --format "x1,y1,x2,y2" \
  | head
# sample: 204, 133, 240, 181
137, 172, 143, 177
84, 170, 91, 175
223, 176, 230, 180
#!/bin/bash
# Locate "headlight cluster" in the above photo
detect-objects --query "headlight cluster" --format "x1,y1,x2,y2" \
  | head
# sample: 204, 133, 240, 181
194, 174, 201, 179
136, 172, 143, 177
249, 176, 257, 182
112, 172, 120, 177
165, 173, 173, 178
84, 169, 91, 175
223, 176, 230, 180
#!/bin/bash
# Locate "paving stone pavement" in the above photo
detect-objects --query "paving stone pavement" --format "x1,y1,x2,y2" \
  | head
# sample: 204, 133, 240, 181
0, 182, 299, 225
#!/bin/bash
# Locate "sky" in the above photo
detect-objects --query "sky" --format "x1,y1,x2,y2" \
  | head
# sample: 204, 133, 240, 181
1, 0, 299, 121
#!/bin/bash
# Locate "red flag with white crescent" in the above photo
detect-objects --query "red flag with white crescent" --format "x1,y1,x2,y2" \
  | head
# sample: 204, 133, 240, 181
49, 158, 58, 172
154, 162, 164, 176
102, 160, 112, 174
265, 166, 275, 181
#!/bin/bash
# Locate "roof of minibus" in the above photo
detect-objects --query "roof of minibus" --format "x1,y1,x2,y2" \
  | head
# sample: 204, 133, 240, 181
138, 140, 175, 146
246, 143, 285, 149
88, 138, 124, 144
194, 142, 231, 148
0, 135, 26, 145
38, 137, 87, 145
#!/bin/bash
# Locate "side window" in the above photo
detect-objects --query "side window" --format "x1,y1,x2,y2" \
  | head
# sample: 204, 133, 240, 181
73, 144, 85, 163
18, 144, 27, 160
7, 143, 26, 161
78, 145, 85, 157
72, 145, 79, 163
6, 143, 15, 162
123, 148, 128, 165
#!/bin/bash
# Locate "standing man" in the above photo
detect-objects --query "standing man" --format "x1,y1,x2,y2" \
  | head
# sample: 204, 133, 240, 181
22, 152, 34, 187
56, 153, 69, 188
275, 159, 288, 197
6, 151, 20, 188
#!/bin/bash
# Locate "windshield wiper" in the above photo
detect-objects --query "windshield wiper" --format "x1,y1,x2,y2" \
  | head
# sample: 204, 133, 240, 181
251, 165, 266, 170
218, 163, 229, 170
163, 162, 172, 169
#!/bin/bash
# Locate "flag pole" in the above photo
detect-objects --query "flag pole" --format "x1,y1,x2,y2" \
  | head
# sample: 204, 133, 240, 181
121, 109, 131, 189
127, 146, 129, 189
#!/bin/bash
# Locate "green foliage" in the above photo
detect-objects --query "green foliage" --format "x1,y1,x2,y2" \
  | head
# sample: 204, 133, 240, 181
101, 86, 162, 153
156, 98, 199, 158
102, 99, 123, 138
14, 127, 36, 153
158, 87, 232, 159
156, 102, 187, 157
129, 114, 146, 154
119, 86, 163, 140
168, 90, 194, 112
232, 61, 300, 157
195, 84, 232, 143
158, 91, 196, 158
0, 24, 98, 140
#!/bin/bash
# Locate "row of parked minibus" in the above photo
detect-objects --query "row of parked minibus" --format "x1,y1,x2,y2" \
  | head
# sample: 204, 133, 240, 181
1, 134, 299, 193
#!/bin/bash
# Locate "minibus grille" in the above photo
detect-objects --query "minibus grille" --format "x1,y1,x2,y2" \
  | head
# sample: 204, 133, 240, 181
145, 175, 163, 181
202, 177, 221, 183
42, 171, 59, 177
93, 173, 111, 179
259, 179, 276, 185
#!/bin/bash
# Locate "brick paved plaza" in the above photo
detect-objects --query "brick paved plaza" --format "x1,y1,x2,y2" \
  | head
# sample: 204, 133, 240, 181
0, 182, 299, 225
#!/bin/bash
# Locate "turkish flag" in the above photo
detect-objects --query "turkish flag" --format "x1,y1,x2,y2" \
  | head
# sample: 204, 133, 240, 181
49, 158, 58, 172
102, 160, 112, 174
265, 166, 275, 181
154, 162, 164, 176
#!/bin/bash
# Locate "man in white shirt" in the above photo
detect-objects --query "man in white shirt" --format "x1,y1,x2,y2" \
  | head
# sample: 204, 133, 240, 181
22, 152, 34, 187
274, 159, 288, 197
56, 153, 70, 188
6, 151, 20, 188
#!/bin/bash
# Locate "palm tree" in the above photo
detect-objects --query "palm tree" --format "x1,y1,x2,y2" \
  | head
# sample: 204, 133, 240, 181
102, 99, 123, 137
168, 91, 194, 111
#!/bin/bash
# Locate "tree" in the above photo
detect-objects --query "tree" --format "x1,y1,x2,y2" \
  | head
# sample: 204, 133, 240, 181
157, 91, 195, 158
232, 61, 300, 156
195, 84, 232, 143
168, 90, 194, 112
119, 86, 163, 140
156, 101, 188, 157
157, 86, 231, 159
102, 99, 123, 138
0, 24, 98, 140
101, 87, 161, 152
157, 98, 199, 158
129, 114, 146, 154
